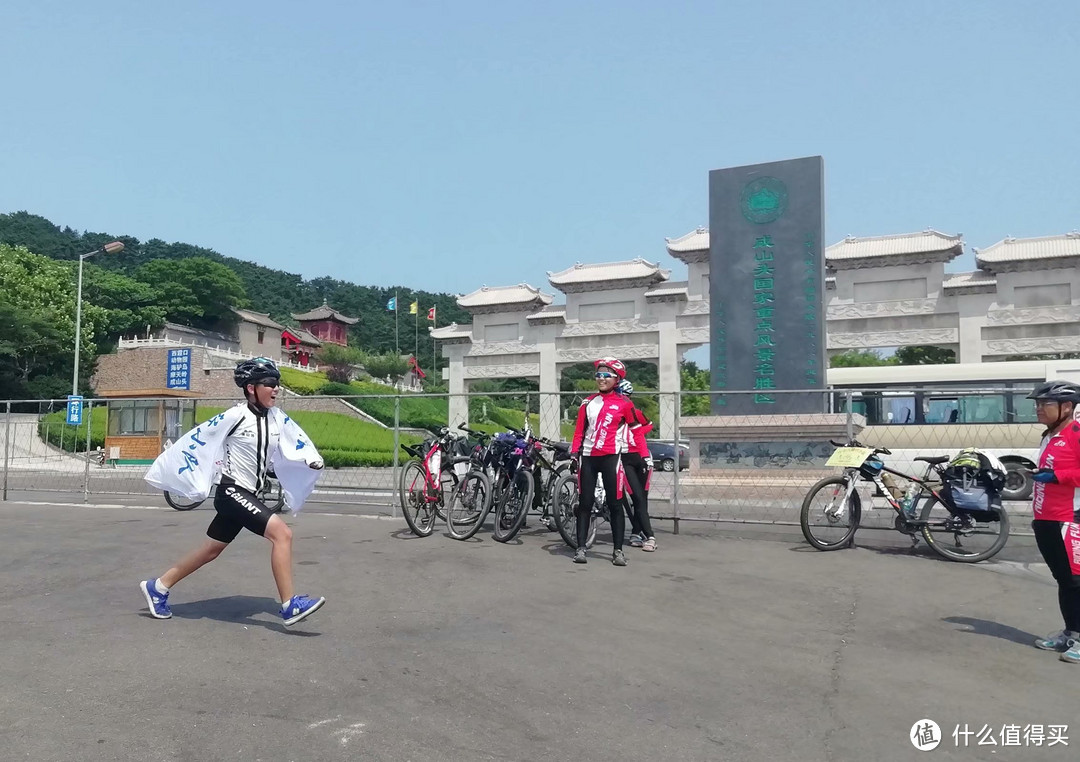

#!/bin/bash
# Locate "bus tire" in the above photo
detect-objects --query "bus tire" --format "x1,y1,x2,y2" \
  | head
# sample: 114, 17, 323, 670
1001, 460, 1034, 502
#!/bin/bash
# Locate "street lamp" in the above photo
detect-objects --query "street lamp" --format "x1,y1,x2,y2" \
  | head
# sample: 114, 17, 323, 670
72, 241, 124, 395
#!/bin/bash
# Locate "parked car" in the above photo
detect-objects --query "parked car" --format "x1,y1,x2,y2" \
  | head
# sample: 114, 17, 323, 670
648, 441, 689, 472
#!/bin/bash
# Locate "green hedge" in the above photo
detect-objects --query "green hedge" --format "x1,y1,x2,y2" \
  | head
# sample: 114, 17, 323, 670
320, 449, 399, 468
38, 406, 107, 452
196, 405, 418, 459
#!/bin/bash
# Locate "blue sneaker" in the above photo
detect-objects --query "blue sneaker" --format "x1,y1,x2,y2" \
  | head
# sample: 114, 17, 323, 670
281, 595, 326, 626
139, 579, 172, 619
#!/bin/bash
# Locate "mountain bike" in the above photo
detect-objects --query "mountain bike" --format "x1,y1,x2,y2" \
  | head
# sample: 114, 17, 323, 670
164, 465, 285, 513
551, 457, 635, 549
800, 440, 1010, 563
443, 426, 497, 541
398, 428, 470, 537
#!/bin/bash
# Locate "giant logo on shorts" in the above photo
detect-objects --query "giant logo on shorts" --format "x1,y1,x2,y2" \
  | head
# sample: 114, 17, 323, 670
225, 485, 262, 515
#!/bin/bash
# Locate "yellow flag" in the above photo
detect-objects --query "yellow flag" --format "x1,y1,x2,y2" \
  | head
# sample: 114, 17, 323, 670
408, 301, 418, 315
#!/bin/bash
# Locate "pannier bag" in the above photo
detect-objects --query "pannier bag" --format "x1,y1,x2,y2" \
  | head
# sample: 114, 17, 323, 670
941, 448, 1006, 521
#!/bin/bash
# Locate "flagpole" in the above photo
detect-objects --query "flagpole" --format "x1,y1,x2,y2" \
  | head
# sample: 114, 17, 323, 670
432, 309, 436, 372
414, 303, 419, 361
394, 290, 399, 355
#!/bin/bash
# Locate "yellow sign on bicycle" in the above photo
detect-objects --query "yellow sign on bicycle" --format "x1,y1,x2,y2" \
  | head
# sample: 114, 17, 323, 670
825, 447, 874, 468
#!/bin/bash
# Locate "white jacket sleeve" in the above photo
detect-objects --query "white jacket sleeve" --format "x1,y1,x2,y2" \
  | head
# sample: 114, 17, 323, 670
270, 410, 324, 513
144, 405, 245, 500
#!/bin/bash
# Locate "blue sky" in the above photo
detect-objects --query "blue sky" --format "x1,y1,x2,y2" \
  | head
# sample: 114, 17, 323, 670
2, 0, 1077, 302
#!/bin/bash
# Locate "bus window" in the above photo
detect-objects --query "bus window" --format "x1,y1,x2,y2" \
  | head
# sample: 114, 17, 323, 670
1010, 394, 1038, 423
926, 398, 959, 424
959, 394, 1006, 423
886, 396, 916, 424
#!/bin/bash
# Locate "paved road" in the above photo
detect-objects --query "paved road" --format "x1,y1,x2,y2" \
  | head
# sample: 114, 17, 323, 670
0, 498, 1073, 761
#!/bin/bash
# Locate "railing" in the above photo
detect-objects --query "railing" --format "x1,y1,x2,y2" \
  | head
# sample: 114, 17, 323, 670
117, 336, 320, 372
0, 389, 1041, 536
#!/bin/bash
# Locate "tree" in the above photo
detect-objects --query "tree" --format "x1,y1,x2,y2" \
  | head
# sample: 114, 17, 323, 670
680, 361, 711, 416
0, 244, 107, 397
317, 344, 363, 383
360, 351, 410, 380
133, 257, 247, 329
893, 345, 956, 365
829, 349, 895, 368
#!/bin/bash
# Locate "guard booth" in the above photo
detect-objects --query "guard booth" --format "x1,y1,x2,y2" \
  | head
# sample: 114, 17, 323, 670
99, 392, 198, 464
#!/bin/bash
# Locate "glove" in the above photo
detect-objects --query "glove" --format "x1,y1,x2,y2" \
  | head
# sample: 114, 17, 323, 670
309, 460, 325, 471
616, 379, 633, 396
1033, 468, 1058, 484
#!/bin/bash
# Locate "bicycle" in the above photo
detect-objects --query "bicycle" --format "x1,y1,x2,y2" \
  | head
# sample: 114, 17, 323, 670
164, 465, 285, 513
398, 428, 470, 537
551, 456, 637, 550
443, 425, 497, 541
800, 439, 1010, 563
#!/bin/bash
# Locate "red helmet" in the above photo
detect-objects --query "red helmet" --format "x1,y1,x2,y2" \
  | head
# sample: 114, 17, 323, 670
594, 357, 626, 379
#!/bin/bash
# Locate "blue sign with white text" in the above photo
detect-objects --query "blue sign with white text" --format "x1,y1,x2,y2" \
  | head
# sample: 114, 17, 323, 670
66, 395, 84, 426
166, 348, 192, 390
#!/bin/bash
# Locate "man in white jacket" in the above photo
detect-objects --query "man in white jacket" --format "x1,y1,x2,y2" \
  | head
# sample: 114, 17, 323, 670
140, 357, 326, 627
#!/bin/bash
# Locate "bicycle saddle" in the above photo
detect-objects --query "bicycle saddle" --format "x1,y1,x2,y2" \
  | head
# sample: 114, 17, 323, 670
914, 456, 950, 465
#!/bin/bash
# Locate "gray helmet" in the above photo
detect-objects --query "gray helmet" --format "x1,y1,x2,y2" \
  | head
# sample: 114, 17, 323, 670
234, 357, 280, 388
1027, 379, 1080, 403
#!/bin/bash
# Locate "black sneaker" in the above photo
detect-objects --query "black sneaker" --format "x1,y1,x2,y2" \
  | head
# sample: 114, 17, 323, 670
612, 550, 628, 567
573, 547, 587, 564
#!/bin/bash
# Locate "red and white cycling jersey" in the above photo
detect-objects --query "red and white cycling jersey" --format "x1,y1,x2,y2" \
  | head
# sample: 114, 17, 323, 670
618, 405, 653, 457
572, 392, 637, 456
1033, 421, 1080, 522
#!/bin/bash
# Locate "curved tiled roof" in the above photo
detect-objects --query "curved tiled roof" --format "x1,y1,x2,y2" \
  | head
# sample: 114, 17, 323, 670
457, 284, 553, 310
665, 228, 710, 253
825, 230, 963, 260
975, 232, 1080, 264
291, 303, 359, 324
547, 258, 669, 287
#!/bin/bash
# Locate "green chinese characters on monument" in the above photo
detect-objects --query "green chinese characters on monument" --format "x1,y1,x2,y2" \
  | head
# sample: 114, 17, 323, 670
709, 157, 825, 415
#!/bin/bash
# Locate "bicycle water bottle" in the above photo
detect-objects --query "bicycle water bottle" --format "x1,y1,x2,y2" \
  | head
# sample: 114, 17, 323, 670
900, 484, 919, 517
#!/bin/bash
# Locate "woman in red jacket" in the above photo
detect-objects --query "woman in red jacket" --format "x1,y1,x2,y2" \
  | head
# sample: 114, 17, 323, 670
1028, 380, 1080, 664
570, 357, 637, 566
616, 379, 657, 551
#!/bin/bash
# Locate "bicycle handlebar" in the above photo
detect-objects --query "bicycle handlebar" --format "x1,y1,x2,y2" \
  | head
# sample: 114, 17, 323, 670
829, 439, 891, 456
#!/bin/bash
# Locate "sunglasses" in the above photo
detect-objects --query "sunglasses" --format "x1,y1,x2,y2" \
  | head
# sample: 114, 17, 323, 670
255, 380, 280, 389
595, 372, 616, 380
1034, 400, 1060, 408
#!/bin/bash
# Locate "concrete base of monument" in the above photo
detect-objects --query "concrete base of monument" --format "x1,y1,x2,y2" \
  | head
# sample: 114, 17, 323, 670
677, 413, 867, 491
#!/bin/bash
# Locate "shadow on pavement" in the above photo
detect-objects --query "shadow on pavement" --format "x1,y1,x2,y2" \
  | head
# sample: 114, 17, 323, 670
167, 595, 321, 636
942, 616, 1039, 647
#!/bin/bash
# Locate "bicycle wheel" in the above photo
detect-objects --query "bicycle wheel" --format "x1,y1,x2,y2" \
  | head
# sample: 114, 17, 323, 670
800, 476, 861, 551
399, 460, 439, 537
918, 497, 1010, 563
493, 470, 535, 543
164, 491, 203, 511
261, 479, 286, 513
551, 471, 597, 549
445, 470, 493, 540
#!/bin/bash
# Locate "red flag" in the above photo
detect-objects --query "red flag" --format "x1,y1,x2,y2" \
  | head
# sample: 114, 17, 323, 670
427, 306, 436, 321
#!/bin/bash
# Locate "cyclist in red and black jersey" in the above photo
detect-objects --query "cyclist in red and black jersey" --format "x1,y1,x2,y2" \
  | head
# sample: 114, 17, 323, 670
1028, 380, 1080, 664
616, 379, 657, 552
570, 357, 638, 566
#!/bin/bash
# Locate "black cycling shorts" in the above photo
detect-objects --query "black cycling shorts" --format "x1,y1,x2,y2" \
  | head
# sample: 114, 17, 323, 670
207, 480, 272, 544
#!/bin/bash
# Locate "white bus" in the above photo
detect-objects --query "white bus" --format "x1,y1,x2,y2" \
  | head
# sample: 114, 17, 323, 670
826, 359, 1080, 501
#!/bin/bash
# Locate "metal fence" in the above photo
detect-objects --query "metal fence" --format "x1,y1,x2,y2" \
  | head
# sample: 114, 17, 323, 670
1, 388, 1043, 533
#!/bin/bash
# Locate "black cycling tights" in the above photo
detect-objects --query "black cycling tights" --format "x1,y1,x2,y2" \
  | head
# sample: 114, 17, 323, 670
577, 454, 623, 551
1033, 520, 1080, 633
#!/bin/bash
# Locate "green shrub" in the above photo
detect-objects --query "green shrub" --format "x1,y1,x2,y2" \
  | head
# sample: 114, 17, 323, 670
320, 381, 355, 396
320, 449, 398, 468
38, 406, 107, 452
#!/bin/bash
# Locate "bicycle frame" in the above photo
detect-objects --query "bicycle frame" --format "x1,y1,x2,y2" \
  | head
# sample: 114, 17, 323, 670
843, 459, 946, 527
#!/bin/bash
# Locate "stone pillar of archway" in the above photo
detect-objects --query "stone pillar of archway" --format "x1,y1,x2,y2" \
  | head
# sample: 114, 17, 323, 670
656, 301, 681, 438
537, 324, 562, 440
444, 344, 469, 429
